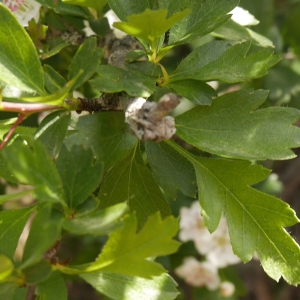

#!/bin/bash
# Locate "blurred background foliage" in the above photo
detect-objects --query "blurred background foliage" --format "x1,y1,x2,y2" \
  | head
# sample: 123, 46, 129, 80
2, 0, 300, 299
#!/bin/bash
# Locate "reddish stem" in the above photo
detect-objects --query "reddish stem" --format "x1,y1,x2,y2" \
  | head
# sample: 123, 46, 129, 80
0, 113, 27, 150
1, 101, 63, 113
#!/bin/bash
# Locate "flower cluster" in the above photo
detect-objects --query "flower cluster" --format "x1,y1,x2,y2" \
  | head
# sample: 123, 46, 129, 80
175, 201, 240, 297
3, 0, 41, 26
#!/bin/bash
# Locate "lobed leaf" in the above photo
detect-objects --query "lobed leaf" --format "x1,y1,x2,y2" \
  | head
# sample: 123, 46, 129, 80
98, 146, 171, 226
56, 144, 104, 208
168, 141, 300, 285
0, 5, 45, 94
65, 112, 137, 171
170, 40, 280, 83
175, 89, 300, 160
81, 272, 179, 300
84, 212, 180, 277
113, 9, 189, 46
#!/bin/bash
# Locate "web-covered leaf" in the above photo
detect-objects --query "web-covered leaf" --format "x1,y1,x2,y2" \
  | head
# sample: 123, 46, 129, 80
84, 212, 180, 278
168, 141, 300, 285
175, 89, 300, 160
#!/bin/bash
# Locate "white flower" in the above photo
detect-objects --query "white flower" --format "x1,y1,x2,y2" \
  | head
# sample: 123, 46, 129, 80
175, 257, 220, 290
219, 281, 235, 298
230, 6, 259, 26
3, 0, 41, 27
179, 201, 241, 268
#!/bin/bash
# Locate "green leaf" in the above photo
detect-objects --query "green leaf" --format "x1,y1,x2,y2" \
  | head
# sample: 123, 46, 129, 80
89, 18, 111, 36
21, 205, 62, 269
81, 272, 179, 300
0, 5, 45, 94
0, 189, 33, 205
113, 9, 189, 46
107, 0, 157, 21
35, 111, 71, 158
68, 36, 104, 91
23, 260, 52, 284
0, 283, 17, 300
20, 73, 80, 106
62, 0, 107, 10
44, 65, 67, 94
175, 89, 300, 160
65, 112, 137, 170
168, 141, 300, 285
98, 146, 171, 226
167, 80, 217, 105
84, 212, 180, 277
145, 141, 196, 199
165, 0, 239, 46
36, 271, 67, 300
0, 254, 14, 281
91, 65, 156, 97
0, 206, 35, 258
56, 144, 104, 208
34, 0, 91, 18
62, 203, 128, 235
170, 40, 281, 83
212, 19, 274, 48
2, 139, 66, 205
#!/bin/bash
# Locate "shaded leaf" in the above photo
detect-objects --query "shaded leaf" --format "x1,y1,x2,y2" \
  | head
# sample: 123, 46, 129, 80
169, 141, 300, 285
0, 189, 33, 205
62, 0, 107, 10
0, 206, 35, 258
175, 89, 300, 160
0, 283, 17, 300
168, 80, 217, 105
36, 271, 67, 300
113, 9, 189, 45
170, 41, 280, 83
43, 65, 67, 94
165, 0, 239, 46
0, 5, 45, 94
65, 112, 137, 170
85, 212, 180, 277
21, 205, 63, 269
62, 203, 128, 236
23, 260, 52, 284
91, 65, 156, 97
145, 141, 196, 199
2, 140, 66, 205
68, 36, 104, 91
81, 272, 179, 300
35, 111, 71, 158
56, 144, 103, 208
98, 146, 171, 226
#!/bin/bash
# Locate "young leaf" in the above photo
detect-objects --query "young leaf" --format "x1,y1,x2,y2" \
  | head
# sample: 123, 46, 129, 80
90, 65, 156, 97
175, 89, 300, 160
113, 9, 189, 46
62, 0, 107, 11
0, 5, 45, 94
65, 112, 137, 171
68, 36, 104, 91
165, 0, 239, 46
21, 204, 62, 269
56, 144, 104, 208
167, 80, 217, 105
170, 41, 281, 83
0, 254, 14, 281
62, 203, 128, 236
98, 146, 171, 226
81, 272, 179, 300
107, 0, 157, 21
84, 212, 180, 277
0, 206, 35, 258
145, 141, 196, 199
2, 139, 67, 205
35, 111, 71, 158
36, 271, 68, 300
168, 141, 300, 285
43, 65, 67, 94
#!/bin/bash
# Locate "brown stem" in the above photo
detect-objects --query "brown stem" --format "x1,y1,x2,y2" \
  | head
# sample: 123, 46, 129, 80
26, 285, 36, 300
0, 114, 27, 150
